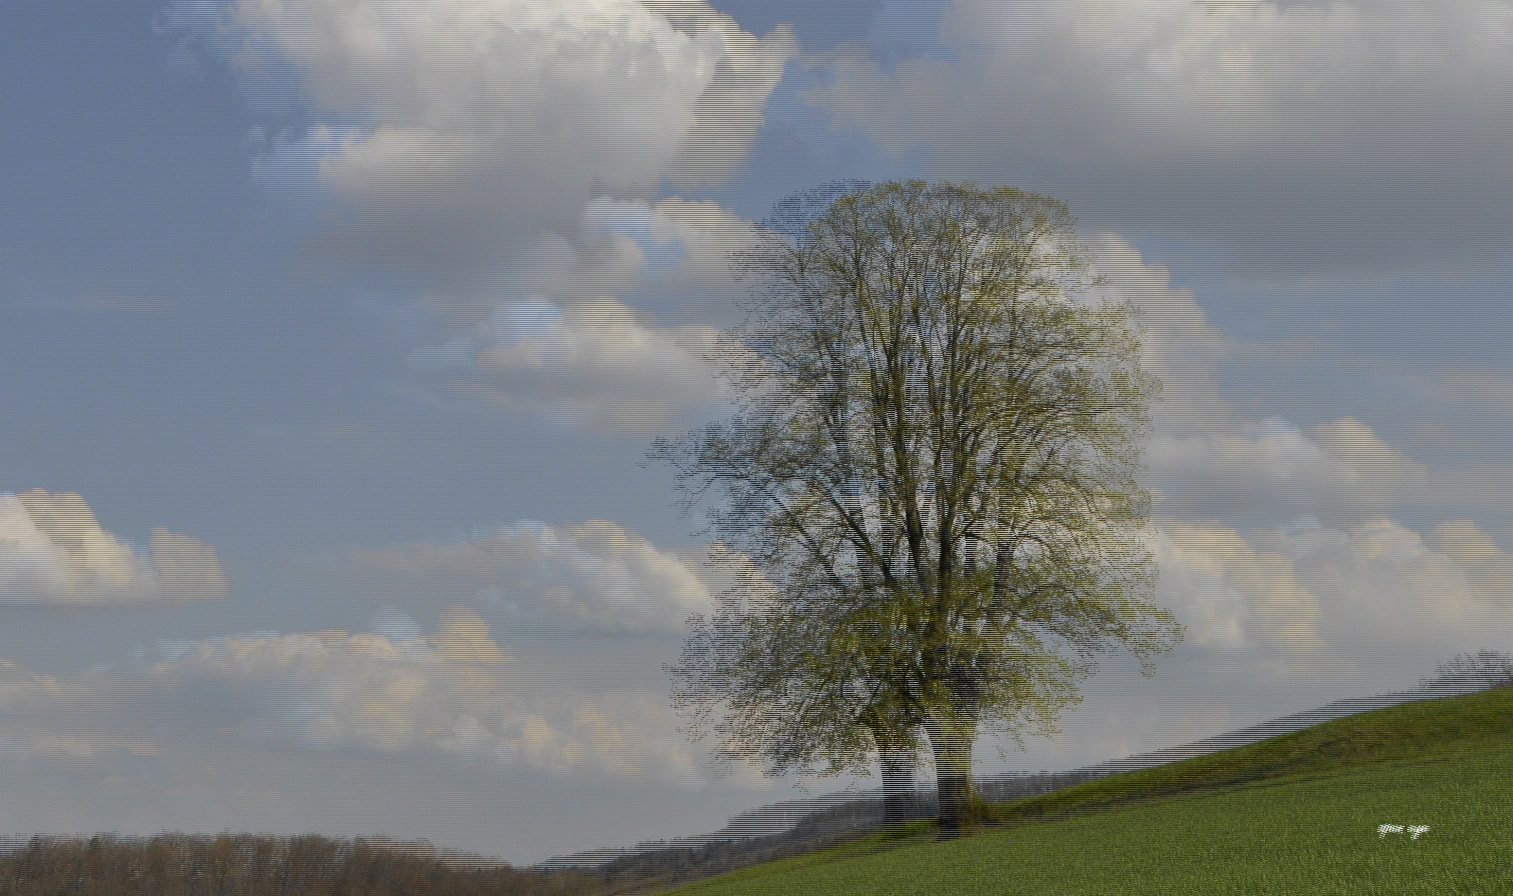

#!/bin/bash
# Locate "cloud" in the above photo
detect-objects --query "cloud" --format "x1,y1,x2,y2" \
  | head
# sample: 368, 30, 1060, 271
1153, 517, 1513, 674
0, 612, 697, 783
489, 197, 752, 318
411, 297, 724, 423
146, 611, 699, 783
1335, 366, 1513, 424
1091, 235, 1228, 426
1087, 239, 1431, 521
1426, 519, 1504, 561
168, 0, 794, 274
0, 492, 224, 605
819, 0, 1513, 275
314, 521, 714, 633
0, 663, 149, 760
1090, 240, 1475, 528
400, 197, 749, 423
1151, 525, 1323, 654
1271, 518, 1492, 643
661, 10, 799, 184
1150, 417, 1425, 520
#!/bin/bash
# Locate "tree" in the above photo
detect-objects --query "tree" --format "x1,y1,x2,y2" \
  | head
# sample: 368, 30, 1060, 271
1420, 650, 1513, 689
670, 592, 943, 827
655, 180, 1182, 826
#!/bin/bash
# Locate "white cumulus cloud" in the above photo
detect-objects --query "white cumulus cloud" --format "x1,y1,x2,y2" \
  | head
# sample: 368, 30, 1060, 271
148, 612, 698, 782
411, 297, 724, 424
1266, 518, 1491, 644
0, 491, 223, 605
1091, 235, 1228, 427
517, 197, 753, 316
315, 521, 714, 633
168, 0, 794, 272
1150, 417, 1425, 519
1153, 516, 1513, 676
1152, 524, 1324, 653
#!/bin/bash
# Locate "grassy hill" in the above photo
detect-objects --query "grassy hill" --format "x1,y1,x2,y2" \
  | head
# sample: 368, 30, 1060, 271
628, 684, 1513, 896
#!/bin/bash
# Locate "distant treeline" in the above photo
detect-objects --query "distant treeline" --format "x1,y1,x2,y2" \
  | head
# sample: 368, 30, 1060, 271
592, 803, 885, 885
586, 771, 1071, 884
0, 833, 602, 896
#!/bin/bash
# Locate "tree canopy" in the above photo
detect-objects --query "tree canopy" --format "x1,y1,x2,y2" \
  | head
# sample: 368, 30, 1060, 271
655, 179, 1182, 826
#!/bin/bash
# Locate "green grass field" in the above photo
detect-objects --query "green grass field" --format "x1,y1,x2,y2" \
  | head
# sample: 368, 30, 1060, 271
635, 685, 1513, 896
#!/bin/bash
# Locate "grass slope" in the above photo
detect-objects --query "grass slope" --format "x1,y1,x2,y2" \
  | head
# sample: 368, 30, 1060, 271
639, 685, 1513, 896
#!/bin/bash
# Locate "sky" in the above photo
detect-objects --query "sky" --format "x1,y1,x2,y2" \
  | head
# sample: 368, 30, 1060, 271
3, 0, 1513, 867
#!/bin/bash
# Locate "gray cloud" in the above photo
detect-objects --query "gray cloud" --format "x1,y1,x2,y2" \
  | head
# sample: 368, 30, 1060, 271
1150, 417, 1426, 520
1152, 516, 1511, 663
1091, 234, 1229, 427
396, 197, 753, 425
410, 300, 724, 424
1091, 240, 1443, 522
0, 620, 697, 792
147, 613, 700, 783
488, 197, 754, 320
312, 521, 715, 634
817, 0, 1513, 278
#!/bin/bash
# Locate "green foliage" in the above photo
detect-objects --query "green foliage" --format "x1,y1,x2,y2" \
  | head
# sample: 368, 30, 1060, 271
652, 180, 1180, 814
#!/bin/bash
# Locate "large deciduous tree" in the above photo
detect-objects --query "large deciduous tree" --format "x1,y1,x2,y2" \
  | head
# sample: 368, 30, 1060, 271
655, 180, 1181, 827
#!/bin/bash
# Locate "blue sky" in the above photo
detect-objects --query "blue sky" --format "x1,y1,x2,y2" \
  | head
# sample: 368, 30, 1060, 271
4, 0, 1513, 865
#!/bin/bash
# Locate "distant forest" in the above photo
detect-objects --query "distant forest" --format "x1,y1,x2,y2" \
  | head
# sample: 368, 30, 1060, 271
0, 833, 601, 896
0, 793, 924, 896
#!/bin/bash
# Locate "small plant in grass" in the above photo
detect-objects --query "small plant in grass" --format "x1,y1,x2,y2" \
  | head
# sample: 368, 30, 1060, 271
937, 797, 998, 832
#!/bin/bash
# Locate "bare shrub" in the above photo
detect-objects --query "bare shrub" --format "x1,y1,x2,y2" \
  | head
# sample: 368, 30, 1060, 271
1420, 650, 1513, 689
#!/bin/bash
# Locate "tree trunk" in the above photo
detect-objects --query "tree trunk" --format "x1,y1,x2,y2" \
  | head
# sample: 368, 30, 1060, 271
878, 742, 920, 830
924, 719, 974, 827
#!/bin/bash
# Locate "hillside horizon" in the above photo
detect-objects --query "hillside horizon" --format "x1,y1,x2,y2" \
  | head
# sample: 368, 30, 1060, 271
539, 679, 1496, 874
